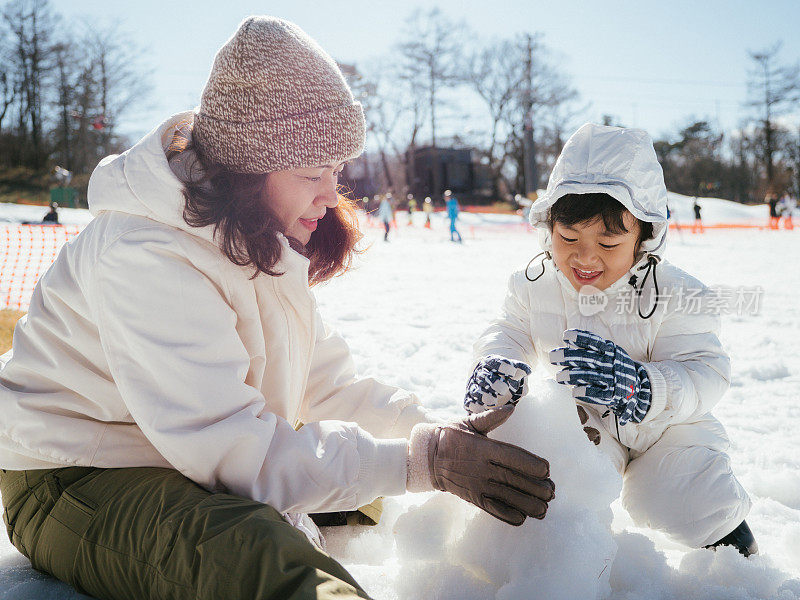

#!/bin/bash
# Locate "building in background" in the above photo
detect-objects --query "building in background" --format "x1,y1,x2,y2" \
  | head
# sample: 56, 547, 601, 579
409, 146, 492, 204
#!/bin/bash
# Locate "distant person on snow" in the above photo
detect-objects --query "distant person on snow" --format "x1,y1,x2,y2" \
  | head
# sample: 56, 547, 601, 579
406, 193, 416, 226
665, 201, 684, 241
465, 123, 756, 557
423, 196, 433, 228
777, 192, 796, 230
0, 17, 554, 600
378, 193, 394, 241
767, 192, 780, 230
41, 202, 59, 224
444, 189, 462, 242
692, 197, 704, 233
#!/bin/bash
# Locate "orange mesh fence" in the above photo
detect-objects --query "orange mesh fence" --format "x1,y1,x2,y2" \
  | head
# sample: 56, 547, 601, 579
1, 224, 83, 310
670, 222, 768, 230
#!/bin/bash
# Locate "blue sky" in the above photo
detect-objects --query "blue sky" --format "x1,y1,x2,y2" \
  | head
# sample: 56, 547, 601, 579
52, 0, 800, 143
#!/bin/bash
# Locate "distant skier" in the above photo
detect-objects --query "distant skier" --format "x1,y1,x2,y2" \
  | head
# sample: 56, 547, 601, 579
767, 192, 780, 229
366, 194, 381, 226
378, 193, 394, 241
423, 196, 433, 228
692, 197, 704, 233
42, 202, 59, 224
666, 201, 683, 242
777, 192, 796, 230
444, 189, 462, 242
466, 123, 757, 557
406, 194, 416, 226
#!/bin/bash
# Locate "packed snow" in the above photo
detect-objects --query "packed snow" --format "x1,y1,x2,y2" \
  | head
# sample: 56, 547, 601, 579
323, 381, 623, 600
1, 199, 798, 599
0, 203, 94, 227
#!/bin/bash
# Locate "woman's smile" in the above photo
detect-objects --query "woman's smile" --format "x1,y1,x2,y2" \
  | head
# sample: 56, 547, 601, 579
299, 216, 321, 232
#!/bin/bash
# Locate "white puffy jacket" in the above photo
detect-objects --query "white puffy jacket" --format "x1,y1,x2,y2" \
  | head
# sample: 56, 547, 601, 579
475, 124, 731, 453
0, 112, 431, 514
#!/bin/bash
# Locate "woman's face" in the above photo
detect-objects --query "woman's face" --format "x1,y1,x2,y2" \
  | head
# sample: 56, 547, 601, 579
551, 212, 641, 291
265, 162, 345, 245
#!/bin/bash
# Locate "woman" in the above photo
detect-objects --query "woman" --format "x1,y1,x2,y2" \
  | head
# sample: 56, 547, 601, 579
0, 17, 554, 600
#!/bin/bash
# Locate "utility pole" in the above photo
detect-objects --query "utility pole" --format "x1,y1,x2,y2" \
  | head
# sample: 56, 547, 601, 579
765, 61, 774, 187
429, 55, 442, 200
522, 34, 538, 199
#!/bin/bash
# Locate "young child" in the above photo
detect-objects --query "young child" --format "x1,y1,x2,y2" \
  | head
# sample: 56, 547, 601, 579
464, 123, 756, 555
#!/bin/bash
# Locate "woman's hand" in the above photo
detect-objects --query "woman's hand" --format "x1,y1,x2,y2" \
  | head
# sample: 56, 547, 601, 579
407, 406, 555, 526
464, 355, 532, 414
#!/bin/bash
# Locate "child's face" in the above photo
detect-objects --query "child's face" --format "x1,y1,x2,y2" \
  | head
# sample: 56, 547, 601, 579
551, 212, 641, 291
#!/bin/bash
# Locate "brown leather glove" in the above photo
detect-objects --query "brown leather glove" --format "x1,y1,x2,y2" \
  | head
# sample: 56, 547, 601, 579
407, 405, 555, 526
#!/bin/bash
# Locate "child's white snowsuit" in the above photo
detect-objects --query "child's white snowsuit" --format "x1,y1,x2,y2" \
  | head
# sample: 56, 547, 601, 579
474, 124, 751, 547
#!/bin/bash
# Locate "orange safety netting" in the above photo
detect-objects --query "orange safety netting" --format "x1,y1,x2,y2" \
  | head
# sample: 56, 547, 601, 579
670, 222, 767, 230
1, 224, 83, 311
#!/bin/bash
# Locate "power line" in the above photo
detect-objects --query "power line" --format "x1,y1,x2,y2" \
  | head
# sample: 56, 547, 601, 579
579, 75, 748, 88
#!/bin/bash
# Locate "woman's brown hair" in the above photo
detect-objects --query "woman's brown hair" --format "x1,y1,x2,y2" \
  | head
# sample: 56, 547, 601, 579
167, 122, 362, 286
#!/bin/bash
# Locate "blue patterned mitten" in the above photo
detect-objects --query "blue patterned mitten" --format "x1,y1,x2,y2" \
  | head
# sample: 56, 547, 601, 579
548, 329, 652, 425
464, 355, 532, 414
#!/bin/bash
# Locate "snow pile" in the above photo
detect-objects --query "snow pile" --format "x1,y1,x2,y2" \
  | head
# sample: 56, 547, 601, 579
665, 192, 768, 225
609, 532, 800, 600
326, 380, 800, 599
327, 379, 623, 600
324, 381, 800, 600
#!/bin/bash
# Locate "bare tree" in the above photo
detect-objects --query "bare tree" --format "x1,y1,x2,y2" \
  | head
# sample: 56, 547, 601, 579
347, 63, 403, 190
501, 34, 580, 194
357, 57, 431, 194
747, 43, 800, 188
0, 2, 154, 176
85, 22, 153, 159
728, 126, 757, 203
0, 25, 16, 132
0, 71, 15, 133
465, 38, 524, 198
541, 82, 585, 158
387, 69, 428, 195
396, 8, 465, 196
2, 0, 56, 168
785, 125, 800, 197
70, 60, 99, 175
51, 41, 76, 170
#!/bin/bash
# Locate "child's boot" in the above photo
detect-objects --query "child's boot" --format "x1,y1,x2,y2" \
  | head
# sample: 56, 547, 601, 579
705, 520, 758, 557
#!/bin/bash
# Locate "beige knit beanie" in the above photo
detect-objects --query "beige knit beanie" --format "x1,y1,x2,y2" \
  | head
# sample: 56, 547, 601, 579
193, 16, 366, 173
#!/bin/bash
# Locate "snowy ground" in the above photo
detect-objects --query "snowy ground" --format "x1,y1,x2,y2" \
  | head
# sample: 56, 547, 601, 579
1, 201, 798, 599
316, 210, 800, 600
0, 203, 95, 227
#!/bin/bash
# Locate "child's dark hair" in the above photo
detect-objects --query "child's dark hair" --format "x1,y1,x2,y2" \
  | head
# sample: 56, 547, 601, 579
548, 193, 654, 246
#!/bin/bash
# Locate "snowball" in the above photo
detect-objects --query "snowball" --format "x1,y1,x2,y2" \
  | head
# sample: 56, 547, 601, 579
489, 379, 622, 511
450, 379, 622, 600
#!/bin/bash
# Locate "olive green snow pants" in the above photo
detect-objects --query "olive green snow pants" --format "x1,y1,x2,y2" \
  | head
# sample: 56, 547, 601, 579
0, 466, 371, 600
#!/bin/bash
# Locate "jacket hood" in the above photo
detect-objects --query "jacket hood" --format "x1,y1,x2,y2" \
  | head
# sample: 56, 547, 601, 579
88, 111, 217, 246
528, 123, 669, 259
